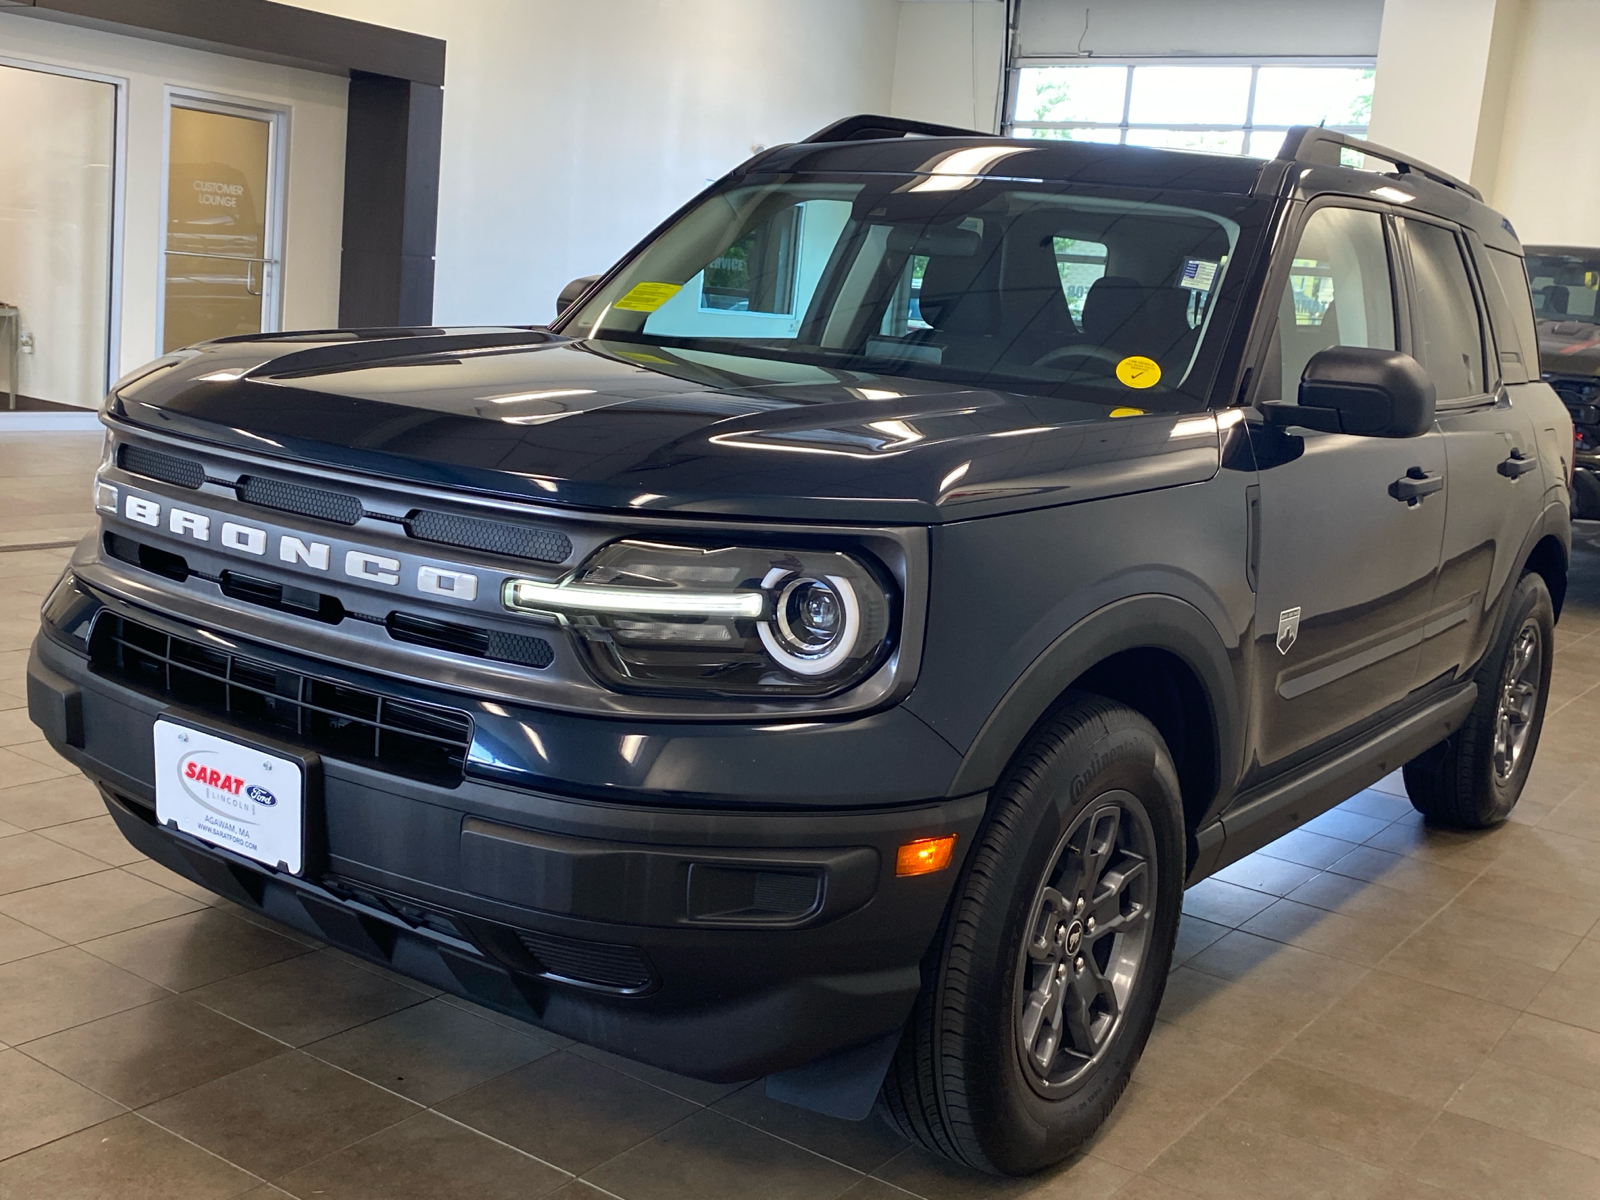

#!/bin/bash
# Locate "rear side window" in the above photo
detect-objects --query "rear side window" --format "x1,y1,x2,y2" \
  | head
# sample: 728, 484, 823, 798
1052, 237, 1108, 326
1263, 206, 1396, 404
1403, 219, 1487, 401
1486, 248, 1541, 375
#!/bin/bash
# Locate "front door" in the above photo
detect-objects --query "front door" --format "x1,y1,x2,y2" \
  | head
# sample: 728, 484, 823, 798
161, 98, 282, 352
1244, 202, 1448, 777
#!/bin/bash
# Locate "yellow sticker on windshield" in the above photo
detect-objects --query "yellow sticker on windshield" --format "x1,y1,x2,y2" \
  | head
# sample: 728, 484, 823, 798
614, 282, 682, 313
616, 350, 675, 365
1108, 407, 1146, 418
1115, 356, 1161, 389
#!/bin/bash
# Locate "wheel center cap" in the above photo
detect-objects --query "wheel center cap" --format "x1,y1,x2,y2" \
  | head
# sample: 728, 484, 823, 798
1065, 919, 1084, 956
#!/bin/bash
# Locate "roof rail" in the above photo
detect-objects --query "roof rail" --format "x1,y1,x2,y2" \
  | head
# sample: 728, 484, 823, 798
1277, 126, 1482, 202
802, 114, 995, 144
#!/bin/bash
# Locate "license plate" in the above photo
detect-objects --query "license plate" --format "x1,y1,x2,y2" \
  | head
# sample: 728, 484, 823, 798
154, 719, 305, 874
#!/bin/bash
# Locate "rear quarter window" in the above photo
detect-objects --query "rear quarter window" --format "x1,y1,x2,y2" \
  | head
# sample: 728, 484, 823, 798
1486, 248, 1541, 376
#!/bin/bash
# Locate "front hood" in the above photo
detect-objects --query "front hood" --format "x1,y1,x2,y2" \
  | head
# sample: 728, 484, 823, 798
109, 328, 1221, 524
1539, 319, 1600, 379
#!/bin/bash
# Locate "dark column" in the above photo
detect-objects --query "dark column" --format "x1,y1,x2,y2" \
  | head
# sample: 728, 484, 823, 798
338, 72, 443, 328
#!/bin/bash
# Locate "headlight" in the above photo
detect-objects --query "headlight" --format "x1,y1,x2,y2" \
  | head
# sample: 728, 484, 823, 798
503, 540, 895, 697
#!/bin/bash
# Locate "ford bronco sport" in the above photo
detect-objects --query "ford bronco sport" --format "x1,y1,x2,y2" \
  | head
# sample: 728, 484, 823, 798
28, 117, 1571, 1175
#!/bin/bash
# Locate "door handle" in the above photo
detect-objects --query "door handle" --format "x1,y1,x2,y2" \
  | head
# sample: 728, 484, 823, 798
1389, 466, 1444, 504
1498, 448, 1538, 478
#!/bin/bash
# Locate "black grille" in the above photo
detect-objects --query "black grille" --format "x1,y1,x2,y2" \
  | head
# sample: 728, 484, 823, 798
119, 444, 204, 490
385, 612, 554, 668
406, 509, 571, 564
514, 928, 654, 991
90, 612, 472, 785
237, 475, 364, 526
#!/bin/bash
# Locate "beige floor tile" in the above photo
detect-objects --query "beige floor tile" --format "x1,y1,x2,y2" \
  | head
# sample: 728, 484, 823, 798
188, 950, 427, 1046
1132, 1019, 1272, 1105
1212, 1058, 1437, 1167
1400, 1110, 1600, 1200
1281, 973, 1517, 1108
0, 831, 107, 894
712, 1081, 911, 1175
143, 1050, 420, 1180
584, 1108, 864, 1200
1171, 914, 1228, 966
1210, 854, 1320, 898
1449, 871, 1600, 937
18, 995, 283, 1108
1110, 1178, 1205, 1200
1336, 789, 1416, 822
1325, 846, 1479, 901
1183, 931, 1367, 998
1241, 898, 1419, 966
1365, 815, 1527, 870
0, 743, 74, 788
305, 997, 560, 1106
1282, 871, 1441, 925
873, 1142, 1131, 1199
1414, 902, 1580, 971
0, 946, 167, 1044
1083, 1080, 1212, 1173
1179, 879, 1275, 928
1145, 1112, 1389, 1200
567, 1041, 744, 1107
80, 907, 310, 992
1526, 938, 1600, 1033
1490, 1012, 1600, 1094
1446, 1057, 1600, 1159
1255, 829, 1361, 870
0, 772, 107, 830
1376, 921, 1557, 1008
435, 1049, 700, 1175
0, 910, 61, 967
1541, 792, 1600, 844
1157, 967, 1344, 1055
0, 866, 205, 943
0, 1048, 124, 1161
0, 1112, 255, 1200
0, 706, 44, 748
275, 1111, 570, 1200
36, 814, 148, 866
1301, 808, 1393, 844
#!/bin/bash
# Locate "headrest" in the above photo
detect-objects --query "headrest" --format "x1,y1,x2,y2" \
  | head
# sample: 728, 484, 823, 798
1080, 277, 1146, 342
1545, 285, 1570, 315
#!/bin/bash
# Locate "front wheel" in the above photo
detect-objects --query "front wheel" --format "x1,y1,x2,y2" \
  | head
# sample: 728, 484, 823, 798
879, 695, 1184, 1175
1404, 571, 1555, 828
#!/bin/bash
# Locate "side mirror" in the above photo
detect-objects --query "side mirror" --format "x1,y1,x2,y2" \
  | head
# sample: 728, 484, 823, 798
1263, 346, 1436, 437
556, 274, 601, 318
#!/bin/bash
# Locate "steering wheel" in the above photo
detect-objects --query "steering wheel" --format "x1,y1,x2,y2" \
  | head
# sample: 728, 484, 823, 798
1031, 344, 1129, 373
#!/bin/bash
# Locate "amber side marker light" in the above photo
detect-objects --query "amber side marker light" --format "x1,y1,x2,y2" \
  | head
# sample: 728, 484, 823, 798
896, 834, 957, 876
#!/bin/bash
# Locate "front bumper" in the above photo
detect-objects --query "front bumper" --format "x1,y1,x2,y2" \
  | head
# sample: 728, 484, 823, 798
27, 590, 984, 1082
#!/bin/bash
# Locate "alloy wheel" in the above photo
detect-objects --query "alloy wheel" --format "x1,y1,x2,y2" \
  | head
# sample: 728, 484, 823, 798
1493, 619, 1542, 782
1014, 791, 1155, 1097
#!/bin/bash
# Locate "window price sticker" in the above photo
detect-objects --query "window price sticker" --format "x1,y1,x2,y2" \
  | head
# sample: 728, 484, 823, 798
1180, 259, 1219, 291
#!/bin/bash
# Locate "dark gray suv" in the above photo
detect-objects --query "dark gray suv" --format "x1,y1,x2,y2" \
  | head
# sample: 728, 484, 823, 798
28, 118, 1570, 1175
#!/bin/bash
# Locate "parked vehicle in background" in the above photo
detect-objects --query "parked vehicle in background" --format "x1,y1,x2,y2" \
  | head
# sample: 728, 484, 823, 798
1525, 246, 1600, 515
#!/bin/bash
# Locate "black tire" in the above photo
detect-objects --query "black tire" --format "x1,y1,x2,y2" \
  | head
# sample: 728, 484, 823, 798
1403, 571, 1555, 828
878, 694, 1185, 1175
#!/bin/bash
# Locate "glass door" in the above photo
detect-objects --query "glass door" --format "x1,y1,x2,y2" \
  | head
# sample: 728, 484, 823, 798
161, 98, 283, 352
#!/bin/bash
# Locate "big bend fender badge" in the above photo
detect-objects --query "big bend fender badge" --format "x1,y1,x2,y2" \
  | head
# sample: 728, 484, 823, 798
1276, 607, 1302, 656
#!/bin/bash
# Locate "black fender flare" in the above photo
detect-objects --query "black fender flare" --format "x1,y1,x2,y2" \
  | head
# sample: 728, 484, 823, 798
945, 593, 1243, 817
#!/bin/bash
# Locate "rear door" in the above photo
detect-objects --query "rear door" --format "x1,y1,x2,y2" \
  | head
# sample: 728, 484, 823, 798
1402, 217, 1543, 687
1243, 202, 1448, 778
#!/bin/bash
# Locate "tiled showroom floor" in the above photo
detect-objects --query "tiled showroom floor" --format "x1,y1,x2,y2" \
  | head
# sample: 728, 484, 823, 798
5, 431, 1600, 1200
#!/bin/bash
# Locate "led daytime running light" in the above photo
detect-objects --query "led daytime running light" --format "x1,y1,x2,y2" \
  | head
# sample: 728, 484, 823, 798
503, 577, 765, 618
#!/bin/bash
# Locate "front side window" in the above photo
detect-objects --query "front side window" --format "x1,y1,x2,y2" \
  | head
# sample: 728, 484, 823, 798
1404, 219, 1487, 401
1263, 206, 1395, 404
563, 175, 1255, 408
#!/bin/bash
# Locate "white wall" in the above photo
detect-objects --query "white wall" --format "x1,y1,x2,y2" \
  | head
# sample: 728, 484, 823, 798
0, 64, 115, 407
282, 0, 902, 326
1489, 0, 1600, 245
0, 14, 347, 401
890, 1, 1006, 132
1015, 0, 1382, 58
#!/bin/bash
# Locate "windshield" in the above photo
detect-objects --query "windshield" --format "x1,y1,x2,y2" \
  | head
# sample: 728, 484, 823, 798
1527, 250, 1600, 324
560, 173, 1254, 408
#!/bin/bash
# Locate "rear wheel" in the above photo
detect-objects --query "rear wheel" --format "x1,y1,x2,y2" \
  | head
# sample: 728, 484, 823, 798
879, 694, 1184, 1175
1404, 571, 1555, 827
